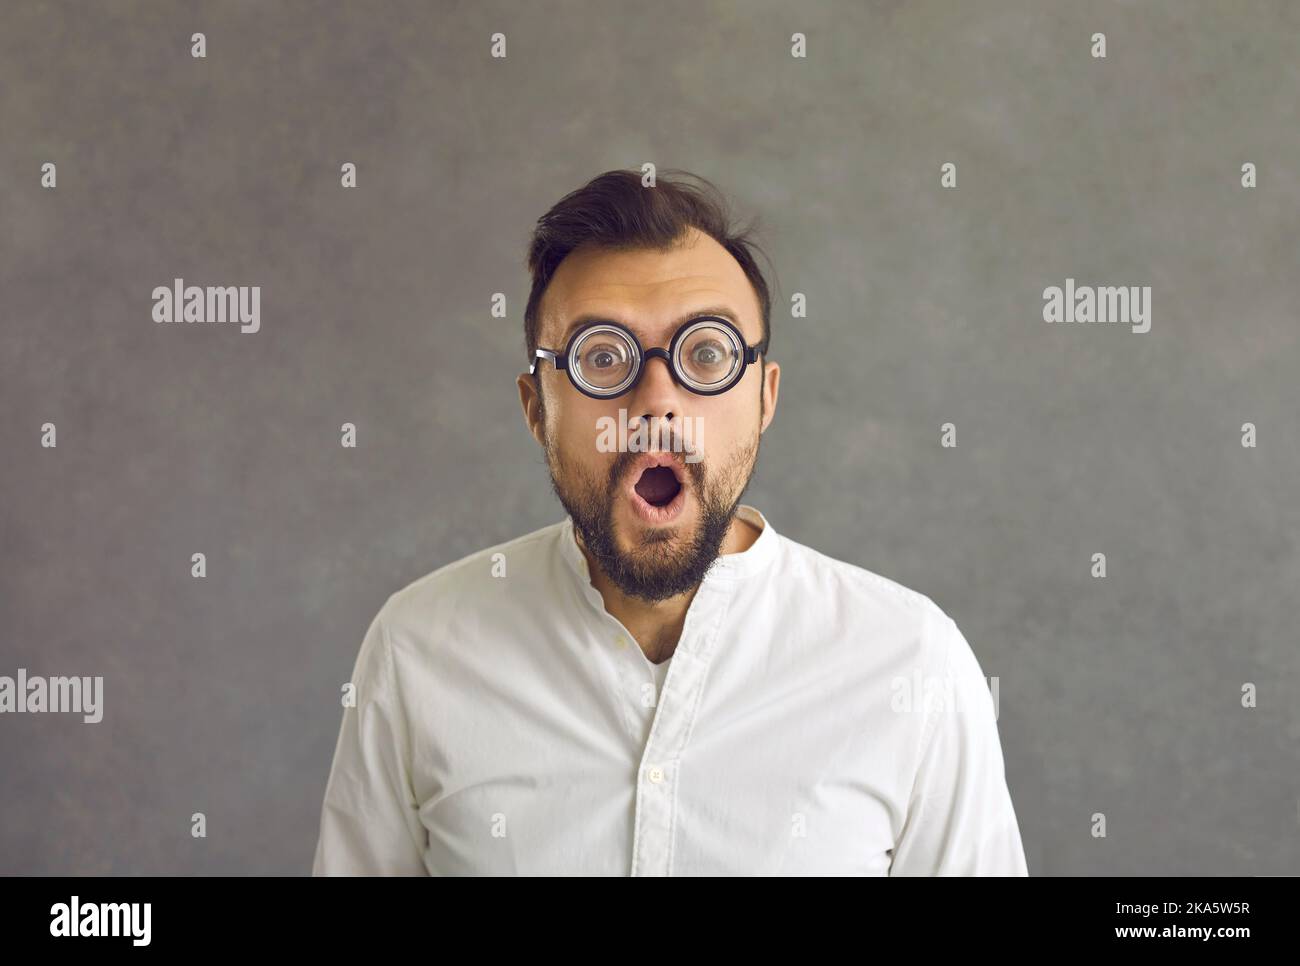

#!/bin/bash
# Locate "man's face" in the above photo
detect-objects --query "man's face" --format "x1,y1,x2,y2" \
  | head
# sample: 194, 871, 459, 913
517, 228, 780, 603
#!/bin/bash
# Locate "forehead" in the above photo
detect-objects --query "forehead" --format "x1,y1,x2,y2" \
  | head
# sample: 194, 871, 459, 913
538, 228, 762, 348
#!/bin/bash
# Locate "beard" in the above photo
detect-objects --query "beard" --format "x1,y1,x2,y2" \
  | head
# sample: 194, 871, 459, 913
543, 425, 760, 603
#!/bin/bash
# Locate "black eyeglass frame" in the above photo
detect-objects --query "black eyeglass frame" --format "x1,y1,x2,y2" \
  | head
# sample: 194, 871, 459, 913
529, 316, 765, 400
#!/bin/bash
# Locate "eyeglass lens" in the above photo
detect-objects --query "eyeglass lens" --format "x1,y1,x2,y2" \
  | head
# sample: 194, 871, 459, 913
571, 323, 741, 396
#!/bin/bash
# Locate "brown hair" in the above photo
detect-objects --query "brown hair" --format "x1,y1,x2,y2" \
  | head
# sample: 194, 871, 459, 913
523, 168, 776, 366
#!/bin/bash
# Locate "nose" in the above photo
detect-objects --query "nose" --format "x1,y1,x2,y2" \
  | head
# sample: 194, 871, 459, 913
628, 350, 680, 424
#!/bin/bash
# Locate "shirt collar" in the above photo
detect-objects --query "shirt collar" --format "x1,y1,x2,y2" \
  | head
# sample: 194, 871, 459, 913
558, 503, 778, 590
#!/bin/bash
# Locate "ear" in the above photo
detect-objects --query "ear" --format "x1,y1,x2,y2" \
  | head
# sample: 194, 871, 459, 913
758, 359, 780, 433
517, 372, 546, 446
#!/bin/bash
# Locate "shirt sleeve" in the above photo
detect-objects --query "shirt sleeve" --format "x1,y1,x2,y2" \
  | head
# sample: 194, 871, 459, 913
312, 606, 429, 875
889, 610, 1029, 876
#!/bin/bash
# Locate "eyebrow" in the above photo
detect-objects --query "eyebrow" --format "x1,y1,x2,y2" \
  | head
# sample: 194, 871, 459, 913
551, 306, 744, 348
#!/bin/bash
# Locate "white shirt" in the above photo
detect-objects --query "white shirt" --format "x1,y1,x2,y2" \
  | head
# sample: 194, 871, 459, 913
650, 656, 672, 695
312, 504, 1028, 876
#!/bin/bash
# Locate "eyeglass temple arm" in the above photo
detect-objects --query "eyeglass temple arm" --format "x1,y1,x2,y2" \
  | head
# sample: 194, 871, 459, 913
529, 348, 565, 376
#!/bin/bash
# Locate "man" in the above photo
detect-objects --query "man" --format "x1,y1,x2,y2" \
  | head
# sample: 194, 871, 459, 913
312, 168, 1029, 875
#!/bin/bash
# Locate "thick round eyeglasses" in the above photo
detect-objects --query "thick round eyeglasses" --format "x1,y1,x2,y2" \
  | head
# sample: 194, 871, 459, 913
529, 316, 763, 400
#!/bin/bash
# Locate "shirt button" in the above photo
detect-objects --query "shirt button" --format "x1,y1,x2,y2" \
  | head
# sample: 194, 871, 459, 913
647, 765, 665, 783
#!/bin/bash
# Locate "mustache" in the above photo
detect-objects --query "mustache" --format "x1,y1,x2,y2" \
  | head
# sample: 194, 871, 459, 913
600, 413, 707, 491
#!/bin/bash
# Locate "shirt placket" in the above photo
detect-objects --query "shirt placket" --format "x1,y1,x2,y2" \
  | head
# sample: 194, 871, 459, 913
562, 526, 740, 875
626, 578, 733, 876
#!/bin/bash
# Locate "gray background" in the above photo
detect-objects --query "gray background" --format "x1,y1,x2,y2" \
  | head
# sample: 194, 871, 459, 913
2, 0, 1297, 875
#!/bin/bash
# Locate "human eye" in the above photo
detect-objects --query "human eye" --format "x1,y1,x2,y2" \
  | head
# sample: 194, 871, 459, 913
584, 342, 626, 370
690, 339, 728, 370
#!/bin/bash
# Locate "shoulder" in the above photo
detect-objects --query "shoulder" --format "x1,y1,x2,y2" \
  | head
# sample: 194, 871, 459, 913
777, 532, 949, 624
374, 519, 567, 641
772, 531, 963, 671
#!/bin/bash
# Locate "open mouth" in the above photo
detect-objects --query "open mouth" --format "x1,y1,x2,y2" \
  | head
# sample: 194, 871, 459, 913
633, 466, 683, 508
625, 456, 688, 525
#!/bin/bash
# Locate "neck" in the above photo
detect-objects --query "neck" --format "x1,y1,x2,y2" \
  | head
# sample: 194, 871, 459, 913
577, 511, 761, 664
